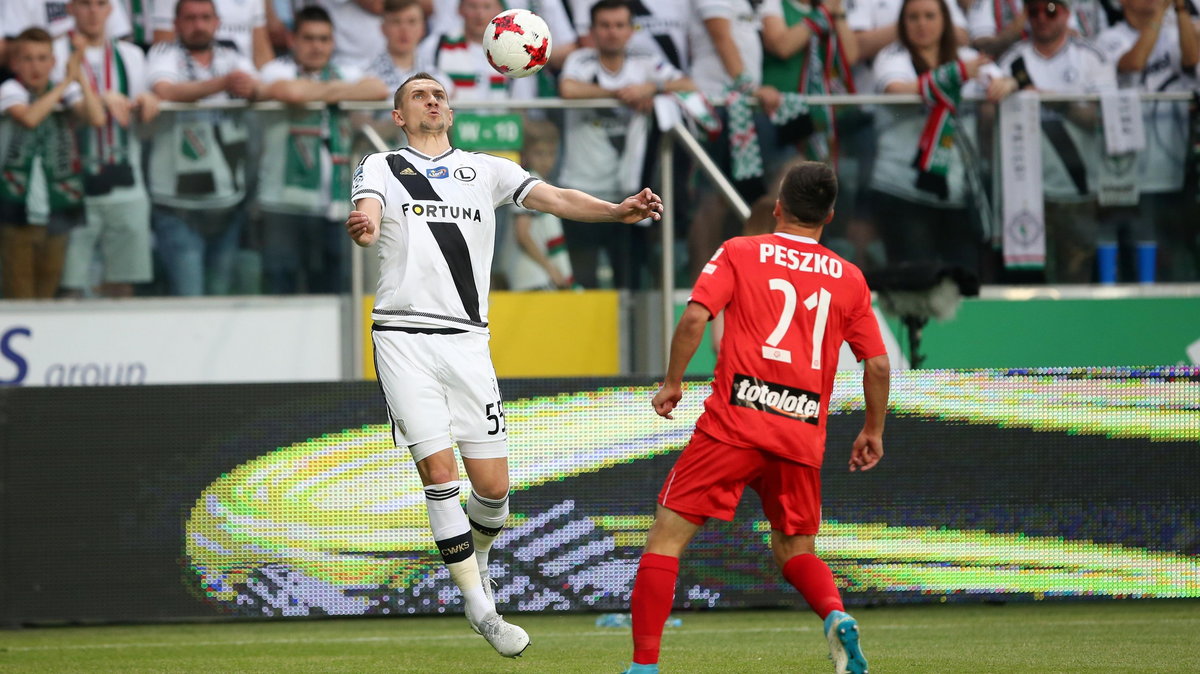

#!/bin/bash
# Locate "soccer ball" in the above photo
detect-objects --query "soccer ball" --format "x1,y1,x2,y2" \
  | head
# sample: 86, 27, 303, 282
482, 9, 552, 79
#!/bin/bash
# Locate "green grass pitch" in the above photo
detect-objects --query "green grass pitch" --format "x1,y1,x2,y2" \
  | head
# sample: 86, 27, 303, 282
2, 600, 1197, 673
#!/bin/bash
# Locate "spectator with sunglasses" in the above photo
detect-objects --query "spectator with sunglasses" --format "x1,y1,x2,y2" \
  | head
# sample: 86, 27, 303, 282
997, 0, 1116, 282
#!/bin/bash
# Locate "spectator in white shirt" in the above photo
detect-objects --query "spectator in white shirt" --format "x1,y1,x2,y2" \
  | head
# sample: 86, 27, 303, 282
1094, 0, 1200, 281
997, 0, 1117, 282
152, 0, 273, 68
256, 5, 387, 293
146, 0, 258, 295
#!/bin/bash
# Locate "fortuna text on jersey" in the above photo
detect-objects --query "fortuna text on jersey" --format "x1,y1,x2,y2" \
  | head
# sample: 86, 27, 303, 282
401, 202, 484, 222
729, 374, 821, 425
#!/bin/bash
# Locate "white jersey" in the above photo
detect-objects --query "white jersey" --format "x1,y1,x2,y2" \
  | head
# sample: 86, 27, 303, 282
365, 52, 452, 96
689, 0, 765, 99
1096, 17, 1194, 192
51, 38, 150, 205
417, 33, 537, 101
568, 0, 690, 71
2, 0, 130, 39
153, 0, 266, 60
312, 0, 386, 70
998, 39, 1116, 200
429, 0, 579, 48
871, 44, 992, 207
146, 42, 257, 208
352, 146, 542, 332
558, 47, 681, 197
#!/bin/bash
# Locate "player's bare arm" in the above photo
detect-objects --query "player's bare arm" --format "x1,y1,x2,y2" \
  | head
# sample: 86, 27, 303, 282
347, 198, 382, 247
652, 302, 713, 419
522, 183, 663, 224
850, 353, 890, 472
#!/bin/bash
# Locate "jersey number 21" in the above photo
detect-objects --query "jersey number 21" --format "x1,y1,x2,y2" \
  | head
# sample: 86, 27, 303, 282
764, 278, 831, 370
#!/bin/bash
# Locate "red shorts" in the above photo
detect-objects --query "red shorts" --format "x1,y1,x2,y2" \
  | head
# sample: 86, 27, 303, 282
658, 428, 822, 536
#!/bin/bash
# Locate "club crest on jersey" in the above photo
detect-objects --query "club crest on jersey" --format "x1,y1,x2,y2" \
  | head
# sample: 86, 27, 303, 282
401, 202, 483, 222
454, 167, 476, 182
730, 374, 820, 424
426, 166, 449, 179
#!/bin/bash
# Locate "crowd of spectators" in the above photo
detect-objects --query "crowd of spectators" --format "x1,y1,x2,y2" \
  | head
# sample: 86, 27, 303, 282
0, 0, 1197, 299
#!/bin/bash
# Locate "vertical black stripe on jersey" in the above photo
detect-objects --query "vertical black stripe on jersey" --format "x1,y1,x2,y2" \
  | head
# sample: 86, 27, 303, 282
427, 221, 482, 324
628, 0, 684, 70
387, 153, 443, 201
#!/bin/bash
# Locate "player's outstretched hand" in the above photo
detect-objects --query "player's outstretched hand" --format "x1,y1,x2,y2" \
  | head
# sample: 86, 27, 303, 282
615, 188, 664, 224
345, 210, 377, 246
849, 430, 883, 472
652, 381, 683, 419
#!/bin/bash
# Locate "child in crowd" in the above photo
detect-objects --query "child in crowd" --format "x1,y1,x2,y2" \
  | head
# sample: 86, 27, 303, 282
0, 28, 105, 298
503, 119, 574, 291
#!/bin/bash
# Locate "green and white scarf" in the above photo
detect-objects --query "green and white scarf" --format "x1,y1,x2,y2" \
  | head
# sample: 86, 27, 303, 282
727, 89, 811, 181
762, 0, 855, 161
0, 82, 83, 214
77, 39, 132, 175
913, 59, 967, 200
284, 63, 350, 206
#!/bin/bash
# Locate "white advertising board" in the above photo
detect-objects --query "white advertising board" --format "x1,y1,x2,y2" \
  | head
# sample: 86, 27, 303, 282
0, 297, 343, 386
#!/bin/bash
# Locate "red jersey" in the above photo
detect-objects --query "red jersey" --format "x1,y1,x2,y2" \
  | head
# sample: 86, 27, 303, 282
689, 233, 886, 468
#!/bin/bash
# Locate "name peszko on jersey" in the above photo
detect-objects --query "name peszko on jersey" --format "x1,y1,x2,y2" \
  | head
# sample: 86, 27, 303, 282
351, 146, 541, 333
688, 232, 886, 468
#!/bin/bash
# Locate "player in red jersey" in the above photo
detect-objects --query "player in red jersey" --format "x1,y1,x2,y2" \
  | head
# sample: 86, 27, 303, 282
622, 162, 891, 674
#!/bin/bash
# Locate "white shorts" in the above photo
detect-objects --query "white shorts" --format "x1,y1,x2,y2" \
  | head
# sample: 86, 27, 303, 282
372, 326, 508, 462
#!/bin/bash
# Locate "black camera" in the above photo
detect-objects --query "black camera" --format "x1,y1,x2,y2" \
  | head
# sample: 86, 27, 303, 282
82, 162, 135, 196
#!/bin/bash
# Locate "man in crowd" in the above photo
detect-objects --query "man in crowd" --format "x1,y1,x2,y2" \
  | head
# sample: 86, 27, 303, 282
152, 0, 273, 68
558, 0, 692, 288
55, 0, 159, 298
257, 5, 387, 293
998, 0, 1116, 282
1096, 0, 1199, 281
147, 0, 258, 295
366, 0, 446, 94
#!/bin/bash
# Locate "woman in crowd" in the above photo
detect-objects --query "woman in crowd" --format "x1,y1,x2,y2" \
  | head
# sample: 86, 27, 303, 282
869, 0, 1016, 274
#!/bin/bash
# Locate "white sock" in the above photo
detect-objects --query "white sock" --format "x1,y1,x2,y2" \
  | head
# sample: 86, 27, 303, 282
425, 482, 494, 620
467, 490, 510, 574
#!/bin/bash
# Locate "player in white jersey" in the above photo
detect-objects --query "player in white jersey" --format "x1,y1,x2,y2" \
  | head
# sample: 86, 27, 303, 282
346, 72, 663, 658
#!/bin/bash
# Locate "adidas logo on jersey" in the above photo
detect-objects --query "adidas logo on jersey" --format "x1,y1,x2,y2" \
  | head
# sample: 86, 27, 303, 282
398, 167, 418, 175
401, 202, 483, 222
730, 374, 820, 424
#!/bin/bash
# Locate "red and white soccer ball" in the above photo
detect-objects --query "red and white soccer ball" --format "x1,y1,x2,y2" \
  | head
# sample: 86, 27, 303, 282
482, 9, 552, 79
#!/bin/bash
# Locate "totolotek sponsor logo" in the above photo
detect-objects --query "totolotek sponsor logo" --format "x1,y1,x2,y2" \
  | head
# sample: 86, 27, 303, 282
401, 202, 483, 222
730, 373, 820, 424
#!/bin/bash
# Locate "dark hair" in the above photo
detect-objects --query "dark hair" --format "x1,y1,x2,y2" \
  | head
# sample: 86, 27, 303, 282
175, 0, 217, 19
13, 27, 53, 47
897, 0, 958, 73
778, 161, 838, 226
590, 0, 633, 25
394, 71, 446, 109
293, 5, 333, 31
384, 0, 423, 13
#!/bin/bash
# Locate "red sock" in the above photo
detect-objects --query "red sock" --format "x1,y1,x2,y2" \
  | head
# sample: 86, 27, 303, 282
782, 553, 845, 619
630, 553, 680, 665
